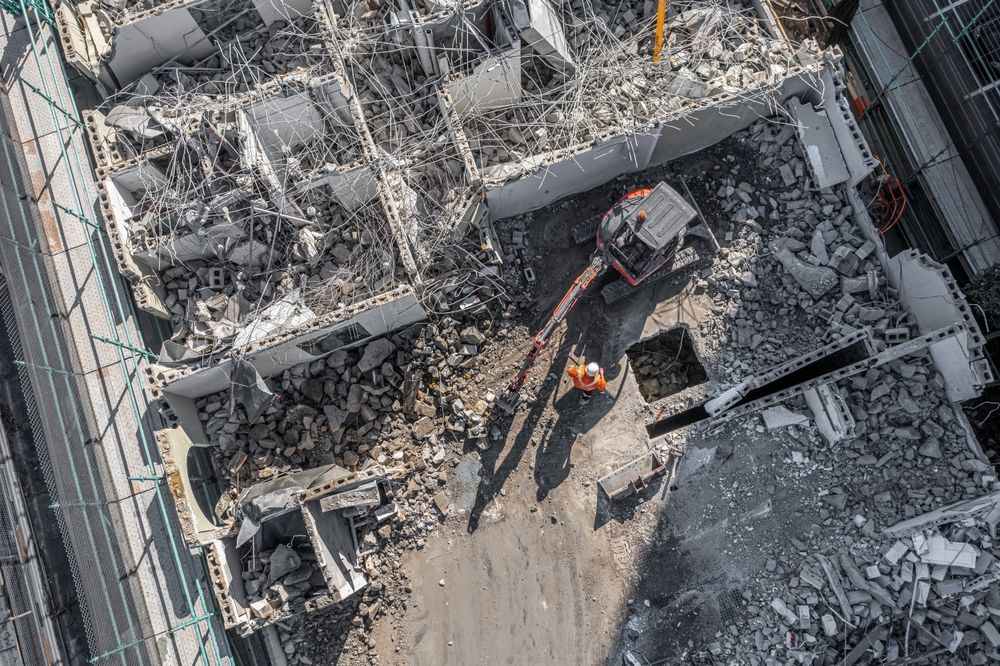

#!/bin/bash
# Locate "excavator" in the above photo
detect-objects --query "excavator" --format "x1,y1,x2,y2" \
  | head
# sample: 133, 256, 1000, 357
496, 181, 714, 412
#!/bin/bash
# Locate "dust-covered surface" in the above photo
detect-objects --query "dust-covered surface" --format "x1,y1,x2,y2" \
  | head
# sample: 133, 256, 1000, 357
264, 121, 996, 665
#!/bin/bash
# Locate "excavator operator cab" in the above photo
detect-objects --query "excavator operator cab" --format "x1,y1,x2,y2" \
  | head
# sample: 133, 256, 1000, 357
597, 182, 698, 286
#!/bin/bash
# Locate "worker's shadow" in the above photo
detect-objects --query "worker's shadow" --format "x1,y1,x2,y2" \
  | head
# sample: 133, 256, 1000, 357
465, 339, 571, 533
534, 376, 623, 502
467, 295, 624, 532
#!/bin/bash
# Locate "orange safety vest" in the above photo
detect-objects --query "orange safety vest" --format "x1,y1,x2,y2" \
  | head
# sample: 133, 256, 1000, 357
567, 364, 607, 392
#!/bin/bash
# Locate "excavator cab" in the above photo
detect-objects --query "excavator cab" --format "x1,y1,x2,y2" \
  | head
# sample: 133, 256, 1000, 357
597, 182, 698, 286
495, 180, 707, 413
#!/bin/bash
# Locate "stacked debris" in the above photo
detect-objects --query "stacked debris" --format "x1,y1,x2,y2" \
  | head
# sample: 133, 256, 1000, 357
243, 542, 327, 621
679, 120, 903, 383
199, 333, 422, 488
721, 501, 1000, 665
347, 62, 443, 153
460, 1, 796, 169
627, 327, 708, 402
140, 17, 331, 99
681, 120, 991, 514
154, 196, 400, 360
196, 275, 509, 503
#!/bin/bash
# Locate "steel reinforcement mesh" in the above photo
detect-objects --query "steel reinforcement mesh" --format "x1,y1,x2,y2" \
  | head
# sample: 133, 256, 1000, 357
0, 480, 15, 562
0, 423, 52, 665
2, 562, 46, 665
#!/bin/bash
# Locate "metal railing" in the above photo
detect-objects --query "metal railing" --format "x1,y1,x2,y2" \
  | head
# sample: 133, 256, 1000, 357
0, 1, 233, 662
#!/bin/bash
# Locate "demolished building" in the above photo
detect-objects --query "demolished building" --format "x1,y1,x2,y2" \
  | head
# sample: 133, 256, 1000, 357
54, 0, 995, 635
0, 0, 989, 659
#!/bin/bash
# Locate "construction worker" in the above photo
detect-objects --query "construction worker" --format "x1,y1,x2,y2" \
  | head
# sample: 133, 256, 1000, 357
567, 361, 607, 401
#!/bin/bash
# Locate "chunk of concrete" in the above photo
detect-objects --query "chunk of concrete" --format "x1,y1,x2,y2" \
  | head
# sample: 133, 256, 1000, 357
918, 438, 942, 459
884, 541, 908, 565
324, 405, 349, 432
919, 535, 978, 569
761, 405, 808, 430
821, 614, 837, 637
773, 243, 838, 298
249, 597, 273, 618
804, 383, 854, 444
770, 598, 798, 624
358, 338, 395, 372
981, 622, 1000, 648
268, 544, 302, 582
413, 417, 435, 439
787, 97, 850, 189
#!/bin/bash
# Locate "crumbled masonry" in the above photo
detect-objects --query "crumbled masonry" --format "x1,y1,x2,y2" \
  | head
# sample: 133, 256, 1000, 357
40, 0, 998, 662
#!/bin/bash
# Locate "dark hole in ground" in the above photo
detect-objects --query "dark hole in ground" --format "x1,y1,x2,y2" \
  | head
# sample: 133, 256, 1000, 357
626, 327, 707, 403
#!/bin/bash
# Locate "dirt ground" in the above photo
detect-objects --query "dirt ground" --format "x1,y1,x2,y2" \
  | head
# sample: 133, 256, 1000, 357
368, 196, 668, 665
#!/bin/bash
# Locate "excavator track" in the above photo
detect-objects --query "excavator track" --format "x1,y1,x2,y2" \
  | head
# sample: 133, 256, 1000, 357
571, 217, 600, 244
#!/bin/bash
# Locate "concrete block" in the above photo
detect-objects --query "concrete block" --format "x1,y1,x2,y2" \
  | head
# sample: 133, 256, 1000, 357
804, 383, 854, 444
787, 97, 849, 189
919, 536, 978, 569
885, 541, 908, 565
761, 405, 808, 430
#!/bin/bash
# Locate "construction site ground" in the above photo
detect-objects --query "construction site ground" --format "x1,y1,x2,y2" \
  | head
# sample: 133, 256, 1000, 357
334, 133, 835, 665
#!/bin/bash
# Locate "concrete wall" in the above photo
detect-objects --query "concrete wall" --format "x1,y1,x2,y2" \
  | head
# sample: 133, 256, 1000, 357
253, 0, 313, 25
483, 63, 826, 219
151, 286, 426, 400
886, 250, 993, 402
102, 8, 214, 87
445, 46, 521, 115
646, 67, 823, 167
484, 129, 661, 219
246, 89, 327, 162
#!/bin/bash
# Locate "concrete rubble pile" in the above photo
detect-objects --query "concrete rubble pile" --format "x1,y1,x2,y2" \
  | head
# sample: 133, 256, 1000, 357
402, 149, 468, 231
197, 255, 511, 498
154, 197, 398, 360
688, 121, 903, 378
345, 51, 443, 152
460, 1, 798, 169
243, 543, 328, 619
628, 329, 707, 402
198, 332, 429, 490
722, 507, 1000, 665
144, 17, 331, 97
577, 5, 799, 125
691, 121, 990, 517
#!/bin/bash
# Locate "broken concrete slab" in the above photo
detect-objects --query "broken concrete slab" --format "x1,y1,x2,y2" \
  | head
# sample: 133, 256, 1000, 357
804, 383, 854, 444
919, 535, 978, 569
268, 544, 302, 582
761, 405, 808, 430
772, 241, 838, 298
358, 338, 395, 373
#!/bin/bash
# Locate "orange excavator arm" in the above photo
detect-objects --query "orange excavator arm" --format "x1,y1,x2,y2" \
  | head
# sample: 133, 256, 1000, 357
652, 0, 670, 63
496, 252, 608, 412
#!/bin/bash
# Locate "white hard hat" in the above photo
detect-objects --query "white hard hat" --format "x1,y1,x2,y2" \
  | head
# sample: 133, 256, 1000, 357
585, 362, 600, 377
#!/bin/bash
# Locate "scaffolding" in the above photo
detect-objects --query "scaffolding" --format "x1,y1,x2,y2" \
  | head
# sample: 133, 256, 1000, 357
0, 412, 61, 666
0, 0, 252, 662
813, 0, 1000, 277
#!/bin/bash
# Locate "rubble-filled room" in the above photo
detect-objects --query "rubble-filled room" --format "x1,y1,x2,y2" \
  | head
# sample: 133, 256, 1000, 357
33, 0, 1000, 663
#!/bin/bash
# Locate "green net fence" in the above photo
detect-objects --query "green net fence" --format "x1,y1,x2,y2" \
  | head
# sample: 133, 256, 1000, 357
0, 1, 248, 663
